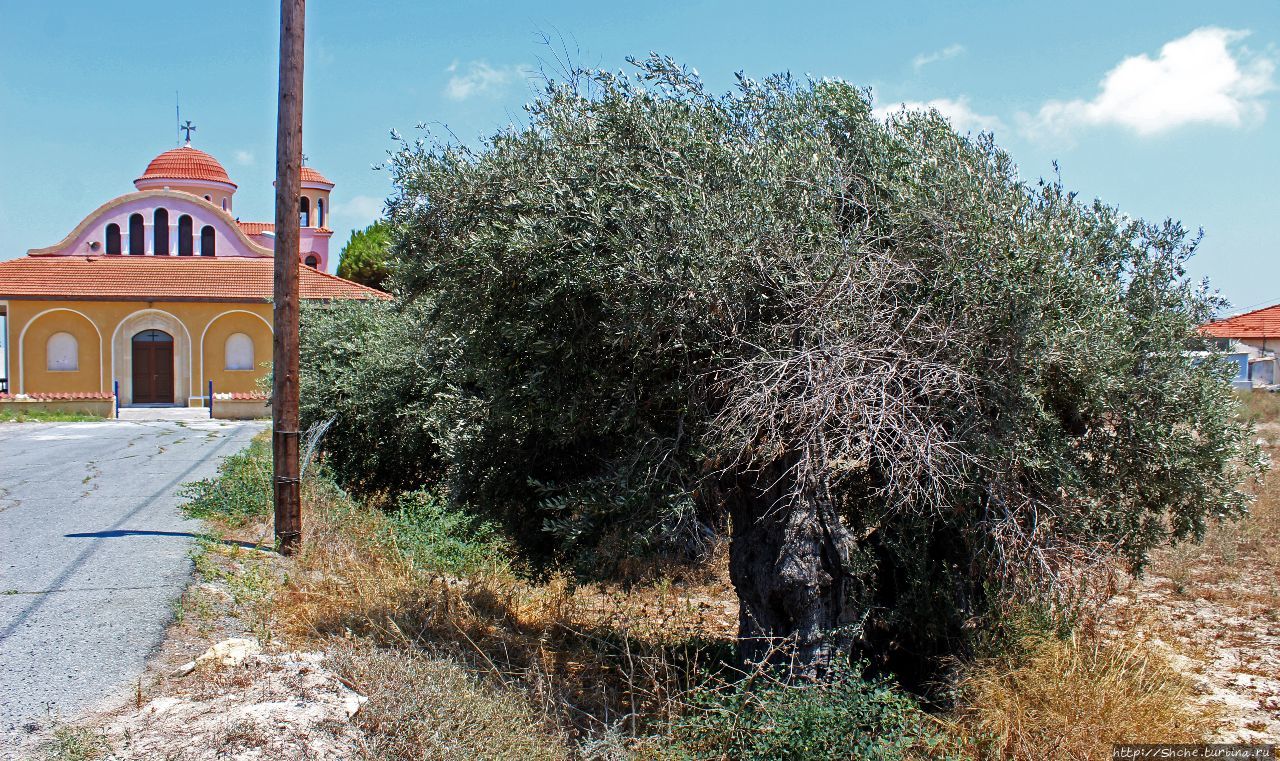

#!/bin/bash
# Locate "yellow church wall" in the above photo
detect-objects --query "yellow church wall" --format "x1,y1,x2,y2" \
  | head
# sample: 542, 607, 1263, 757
5, 299, 273, 405
16, 307, 104, 393
200, 310, 273, 395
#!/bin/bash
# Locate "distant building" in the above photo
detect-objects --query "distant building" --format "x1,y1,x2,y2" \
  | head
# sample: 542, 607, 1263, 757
0, 137, 386, 408
1200, 305, 1280, 389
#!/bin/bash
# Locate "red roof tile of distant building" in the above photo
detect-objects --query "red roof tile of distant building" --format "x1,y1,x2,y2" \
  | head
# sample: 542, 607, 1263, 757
238, 221, 275, 235
136, 145, 236, 187
0, 256, 388, 302
237, 221, 332, 236
301, 166, 333, 185
1201, 304, 1280, 339
0, 392, 115, 401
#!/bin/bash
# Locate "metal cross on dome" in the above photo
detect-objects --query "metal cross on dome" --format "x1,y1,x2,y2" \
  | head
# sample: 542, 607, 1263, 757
180, 120, 196, 143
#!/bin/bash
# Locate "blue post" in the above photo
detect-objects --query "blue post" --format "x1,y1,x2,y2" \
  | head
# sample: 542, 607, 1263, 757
208, 379, 214, 419
113, 379, 119, 418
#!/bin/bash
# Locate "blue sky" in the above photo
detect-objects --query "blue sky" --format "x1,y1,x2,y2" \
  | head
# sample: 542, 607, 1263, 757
1, 1, 1277, 312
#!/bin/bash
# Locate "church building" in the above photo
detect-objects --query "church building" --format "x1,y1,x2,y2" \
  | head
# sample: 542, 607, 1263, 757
0, 136, 386, 411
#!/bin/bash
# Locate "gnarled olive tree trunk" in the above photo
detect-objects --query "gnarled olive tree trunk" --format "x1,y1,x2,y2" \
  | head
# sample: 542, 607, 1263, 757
723, 456, 865, 671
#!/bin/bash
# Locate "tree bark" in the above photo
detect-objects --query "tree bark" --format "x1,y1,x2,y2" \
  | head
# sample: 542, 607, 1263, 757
725, 455, 863, 672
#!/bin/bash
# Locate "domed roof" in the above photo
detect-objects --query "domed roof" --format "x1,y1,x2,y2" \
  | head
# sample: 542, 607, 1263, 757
135, 144, 237, 188
301, 166, 333, 186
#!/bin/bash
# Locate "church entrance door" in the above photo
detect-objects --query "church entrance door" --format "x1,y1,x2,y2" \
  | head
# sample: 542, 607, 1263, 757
132, 329, 175, 404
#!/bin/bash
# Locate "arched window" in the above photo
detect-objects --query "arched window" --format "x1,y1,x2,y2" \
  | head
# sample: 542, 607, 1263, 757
204, 195, 212, 202
299, 196, 310, 227
46, 332, 78, 371
304, 254, 319, 268
105, 223, 121, 254
316, 198, 325, 228
200, 225, 216, 256
221, 197, 228, 211
178, 215, 194, 256
224, 332, 254, 370
153, 208, 170, 255
128, 213, 145, 255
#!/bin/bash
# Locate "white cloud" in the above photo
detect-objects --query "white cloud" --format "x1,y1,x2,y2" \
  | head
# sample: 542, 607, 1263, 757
874, 96, 1005, 135
327, 194, 386, 236
912, 44, 966, 71
233, 150, 254, 166
1024, 27, 1275, 138
444, 60, 531, 101
335, 194, 384, 221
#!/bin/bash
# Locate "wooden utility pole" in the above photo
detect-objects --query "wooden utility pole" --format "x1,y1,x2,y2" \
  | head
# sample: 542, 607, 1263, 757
272, 0, 304, 555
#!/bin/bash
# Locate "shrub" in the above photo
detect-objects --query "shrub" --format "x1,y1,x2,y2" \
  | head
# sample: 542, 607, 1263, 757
302, 55, 1262, 680
300, 298, 447, 494
389, 489, 512, 576
179, 434, 272, 524
659, 665, 964, 760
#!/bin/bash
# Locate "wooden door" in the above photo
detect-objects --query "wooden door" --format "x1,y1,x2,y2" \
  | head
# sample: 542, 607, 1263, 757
132, 330, 175, 404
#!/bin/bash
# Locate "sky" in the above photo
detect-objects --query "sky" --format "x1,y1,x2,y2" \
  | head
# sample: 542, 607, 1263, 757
0, 0, 1277, 312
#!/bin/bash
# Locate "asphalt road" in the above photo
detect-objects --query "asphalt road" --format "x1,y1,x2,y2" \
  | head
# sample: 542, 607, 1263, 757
0, 417, 266, 751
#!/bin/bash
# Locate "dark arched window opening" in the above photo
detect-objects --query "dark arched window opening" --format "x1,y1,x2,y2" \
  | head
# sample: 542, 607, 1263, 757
200, 225, 216, 257
316, 199, 325, 228
128, 214, 145, 255
153, 208, 170, 255
178, 215, 194, 255
304, 254, 319, 268
105, 223, 121, 255
299, 196, 310, 227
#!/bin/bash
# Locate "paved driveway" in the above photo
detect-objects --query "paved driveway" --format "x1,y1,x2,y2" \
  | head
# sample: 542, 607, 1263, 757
0, 417, 266, 751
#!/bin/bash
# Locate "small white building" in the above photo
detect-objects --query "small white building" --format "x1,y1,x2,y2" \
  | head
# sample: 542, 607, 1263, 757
1201, 306, 1280, 390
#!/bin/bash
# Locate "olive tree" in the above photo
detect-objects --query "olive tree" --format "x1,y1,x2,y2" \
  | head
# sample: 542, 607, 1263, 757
304, 57, 1260, 676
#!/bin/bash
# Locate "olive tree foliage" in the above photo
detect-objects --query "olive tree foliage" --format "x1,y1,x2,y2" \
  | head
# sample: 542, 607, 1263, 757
301, 56, 1261, 676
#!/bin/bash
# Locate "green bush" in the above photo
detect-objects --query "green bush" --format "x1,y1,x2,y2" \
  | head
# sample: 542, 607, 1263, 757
300, 55, 1261, 679
389, 489, 512, 575
179, 435, 272, 524
300, 299, 447, 495
663, 666, 964, 760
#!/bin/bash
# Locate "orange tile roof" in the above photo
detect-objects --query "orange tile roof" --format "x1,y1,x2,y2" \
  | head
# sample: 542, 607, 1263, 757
237, 221, 333, 236
238, 221, 275, 235
137, 145, 236, 187
0, 256, 389, 302
1201, 305, 1280, 339
301, 166, 334, 185
0, 392, 114, 401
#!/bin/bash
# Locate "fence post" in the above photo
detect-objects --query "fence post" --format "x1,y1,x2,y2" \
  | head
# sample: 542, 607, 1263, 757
208, 379, 214, 419
113, 379, 119, 419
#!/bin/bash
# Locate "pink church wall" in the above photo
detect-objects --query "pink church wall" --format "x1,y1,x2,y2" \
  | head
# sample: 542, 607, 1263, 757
31, 191, 270, 259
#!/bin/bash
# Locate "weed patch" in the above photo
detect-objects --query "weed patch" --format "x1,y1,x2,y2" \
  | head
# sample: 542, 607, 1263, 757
654, 664, 965, 760
42, 724, 111, 761
1, 409, 105, 423
179, 435, 272, 525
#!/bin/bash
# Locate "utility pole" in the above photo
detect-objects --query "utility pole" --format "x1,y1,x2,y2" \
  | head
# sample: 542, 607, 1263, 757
272, 0, 304, 555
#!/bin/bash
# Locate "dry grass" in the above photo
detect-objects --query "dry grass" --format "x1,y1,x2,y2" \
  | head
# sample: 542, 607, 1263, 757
951, 632, 1218, 760
242, 479, 738, 753
328, 640, 571, 761
1235, 389, 1280, 425
949, 441, 1280, 757
198, 430, 1279, 757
